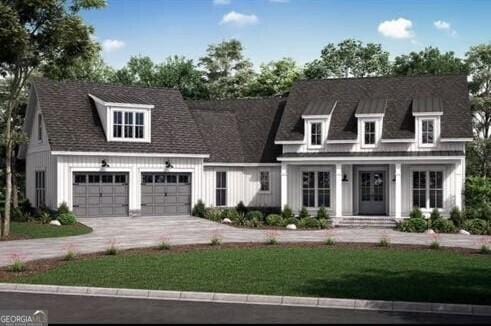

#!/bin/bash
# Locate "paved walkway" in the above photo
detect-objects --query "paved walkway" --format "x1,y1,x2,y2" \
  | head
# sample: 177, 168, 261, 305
1, 216, 489, 267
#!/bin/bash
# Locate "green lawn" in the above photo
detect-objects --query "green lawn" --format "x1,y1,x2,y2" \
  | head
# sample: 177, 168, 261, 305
9, 222, 92, 240
14, 247, 491, 304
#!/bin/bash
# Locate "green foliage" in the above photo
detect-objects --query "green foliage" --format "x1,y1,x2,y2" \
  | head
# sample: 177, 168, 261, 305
430, 241, 441, 250
158, 242, 171, 251
8, 260, 26, 273
431, 218, 457, 233
429, 208, 442, 224
244, 217, 262, 228
236, 201, 247, 215
58, 212, 77, 226
392, 47, 468, 76
319, 218, 331, 229
281, 205, 294, 220
204, 208, 223, 222
19, 199, 33, 215
210, 236, 222, 246
450, 207, 464, 228
304, 39, 390, 79
480, 245, 491, 255
105, 246, 118, 256
409, 207, 424, 220
398, 218, 428, 233
11, 207, 27, 222
245, 210, 264, 222
247, 58, 301, 96
325, 238, 336, 246
63, 251, 77, 261
298, 207, 310, 219
298, 217, 321, 229
192, 200, 206, 218
265, 214, 284, 227
199, 39, 255, 99
316, 206, 329, 219
378, 237, 391, 247
57, 202, 70, 215
221, 208, 240, 222
464, 177, 491, 221
463, 219, 489, 235
39, 212, 52, 225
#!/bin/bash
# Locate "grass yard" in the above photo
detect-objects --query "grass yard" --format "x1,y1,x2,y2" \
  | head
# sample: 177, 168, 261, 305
8, 222, 92, 240
13, 246, 491, 305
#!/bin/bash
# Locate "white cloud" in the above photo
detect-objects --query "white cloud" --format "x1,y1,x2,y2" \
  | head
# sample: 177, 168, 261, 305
102, 39, 126, 52
378, 18, 414, 39
220, 11, 259, 27
434, 20, 457, 36
213, 0, 230, 5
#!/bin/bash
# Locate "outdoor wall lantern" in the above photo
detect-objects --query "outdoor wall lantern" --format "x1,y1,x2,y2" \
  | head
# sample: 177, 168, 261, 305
165, 160, 174, 169
101, 160, 110, 168
342, 174, 349, 182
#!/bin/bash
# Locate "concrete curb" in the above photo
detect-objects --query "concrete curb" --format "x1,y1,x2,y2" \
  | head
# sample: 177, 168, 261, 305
1, 283, 490, 316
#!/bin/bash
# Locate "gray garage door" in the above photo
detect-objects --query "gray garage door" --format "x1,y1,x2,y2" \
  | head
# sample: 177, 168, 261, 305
141, 173, 191, 216
72, 173, 129, 217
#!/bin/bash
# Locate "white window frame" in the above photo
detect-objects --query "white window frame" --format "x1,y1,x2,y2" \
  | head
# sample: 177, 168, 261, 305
420, 119, 435, 147
308, 121, 324, 149
108, 107, 151, 143
37, 113, 43, 143
410, 167, 445, 211
362, 120, 377, 148
216, 171, 227, 207
259, 170, 271, 193
301, 169, 332, 208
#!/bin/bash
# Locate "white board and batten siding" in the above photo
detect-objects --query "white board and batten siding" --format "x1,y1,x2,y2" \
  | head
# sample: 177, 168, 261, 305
55, 155, 205, 212
202, 166, 281, 208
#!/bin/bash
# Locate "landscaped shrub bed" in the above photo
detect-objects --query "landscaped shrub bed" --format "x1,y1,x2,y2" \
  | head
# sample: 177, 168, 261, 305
193, 201, 332, 230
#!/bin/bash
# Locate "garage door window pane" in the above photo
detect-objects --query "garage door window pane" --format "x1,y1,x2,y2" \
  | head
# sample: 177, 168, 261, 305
75, 174, 86, 184
115, 174, 127, 184
89, 175, 100, 183
167, 175, 177, 183
142, 175, 153, 184
102, 175, 113, 183
179, 175, 189, 184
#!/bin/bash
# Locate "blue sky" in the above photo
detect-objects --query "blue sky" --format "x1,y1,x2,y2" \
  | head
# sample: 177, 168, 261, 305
81, 0, 491, 69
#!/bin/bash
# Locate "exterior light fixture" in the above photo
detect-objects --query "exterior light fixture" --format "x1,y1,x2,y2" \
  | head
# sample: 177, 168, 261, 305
165, 160, 174, 169
342, 174, 348, 182
101, 160, 110, 168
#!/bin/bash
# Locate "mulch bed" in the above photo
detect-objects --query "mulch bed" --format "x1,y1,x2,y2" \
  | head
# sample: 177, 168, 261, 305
0, 241, 485, 283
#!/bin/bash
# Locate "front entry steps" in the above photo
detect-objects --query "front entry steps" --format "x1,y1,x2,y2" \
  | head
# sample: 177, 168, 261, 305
336, 216, 397, 229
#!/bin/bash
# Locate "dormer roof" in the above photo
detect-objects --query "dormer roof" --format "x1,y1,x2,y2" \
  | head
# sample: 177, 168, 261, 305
302, 99, 337, 118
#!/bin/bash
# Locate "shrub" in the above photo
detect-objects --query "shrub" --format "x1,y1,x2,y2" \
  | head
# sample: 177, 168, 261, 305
244, 217, 262, 228
398, 217, 427, 233
105, 246, 118, 255
298, 207, 310, 219
158, 241, 171, 250
265, 214, 284, 226
480, 245, 491, 255
429, 241, 440, 250
298, 217, 321, 229
378, 237, 391, 247
210, 236, 222, 246
192, 200, 206, 218
316, 206, 329, 219
319, 218, 331, 229
11, 207, 27, 222
462, 219, 489, 235
264, 231, 279, 245
58, 202, 70, 215
245, 210, 264, 222
204, 208, 222, 222
431, 218, 456, 233
63, 250, 77, 261
221, 208, 240, 222
236, 201, 248, 215
39, 211, 52, 224
325, 238, 336, 246
8, 260, 26, 273
19, 199, 33, 215
465, 176, 491, 220
429, 208, 442, 224
58, 212, 77, 225
450, 207, 464, 228
282, 205, 294, 220
284, 217, 299, 226
409, 207, 424, 219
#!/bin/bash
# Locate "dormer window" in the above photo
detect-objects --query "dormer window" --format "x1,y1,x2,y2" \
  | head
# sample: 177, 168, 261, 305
113, 111, 145, 139
421, 119, 434, 144
364, 121, 376, 145
311, 122, 322, 146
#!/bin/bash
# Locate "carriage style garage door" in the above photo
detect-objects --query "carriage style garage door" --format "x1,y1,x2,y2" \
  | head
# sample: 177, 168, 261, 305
72, 173, 129, 217
141, 173, 192, 216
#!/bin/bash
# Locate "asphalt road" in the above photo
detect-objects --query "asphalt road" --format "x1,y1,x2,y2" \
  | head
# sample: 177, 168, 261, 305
1, 292, 490, 324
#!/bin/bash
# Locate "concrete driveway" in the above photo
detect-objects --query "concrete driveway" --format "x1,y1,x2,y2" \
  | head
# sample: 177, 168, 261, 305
0, 215, 489, 267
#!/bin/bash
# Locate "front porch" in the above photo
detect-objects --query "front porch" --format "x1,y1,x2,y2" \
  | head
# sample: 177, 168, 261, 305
279, 155, 465, 222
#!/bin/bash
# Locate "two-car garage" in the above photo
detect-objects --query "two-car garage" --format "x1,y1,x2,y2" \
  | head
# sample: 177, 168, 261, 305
72, 172, 192, 217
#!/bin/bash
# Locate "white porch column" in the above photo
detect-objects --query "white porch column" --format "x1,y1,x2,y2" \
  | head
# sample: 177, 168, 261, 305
395, 163, 402, 219
335, 163, 343, 217
455, 159, 464, 209
281, 162, 288, 209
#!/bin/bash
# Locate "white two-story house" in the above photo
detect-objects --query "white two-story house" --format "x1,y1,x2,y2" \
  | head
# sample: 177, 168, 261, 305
20, 75, 473, 224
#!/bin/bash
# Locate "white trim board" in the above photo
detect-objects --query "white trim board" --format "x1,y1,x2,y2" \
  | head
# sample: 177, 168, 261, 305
278, 155, 464, 162
203, 163, 281, 167
51, 151, 210, 158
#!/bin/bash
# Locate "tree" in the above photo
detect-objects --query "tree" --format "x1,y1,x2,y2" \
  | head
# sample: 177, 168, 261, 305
392, 47, 468, 76
466, 44, 491, 177
304, 39, 390, 79
0, 0, 106, 238
199, 39, 255, 99
247, 58, 301, 97
111, 55, 208, 99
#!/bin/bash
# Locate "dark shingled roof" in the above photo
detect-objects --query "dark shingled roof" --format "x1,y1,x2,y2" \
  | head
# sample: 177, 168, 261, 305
303, 99, 336, 116
276, 75, 472, 141
280, 151, 465, 158
355, 98, 387, 115
89, 92, 150, 105
412, 97, 443, 113
32, 78, 208, 154
187, 98, 285, 163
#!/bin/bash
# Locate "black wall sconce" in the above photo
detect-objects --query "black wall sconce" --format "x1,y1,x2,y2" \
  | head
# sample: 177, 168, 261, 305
165, 160, 174, 169
342, 174, 349, 182
101, 160, 110, 168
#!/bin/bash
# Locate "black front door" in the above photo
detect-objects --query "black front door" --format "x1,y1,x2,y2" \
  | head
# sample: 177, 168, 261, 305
358, 171, 386, 215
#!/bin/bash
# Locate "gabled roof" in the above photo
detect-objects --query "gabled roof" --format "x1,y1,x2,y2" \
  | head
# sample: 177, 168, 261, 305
276, 75, 473, 141
303, 99, 336, 116
30, 78, 207, 155
88, 92, 151, 106
412, 96, 443, 113
188, 98, 285, 163
355, 98, 387, 115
